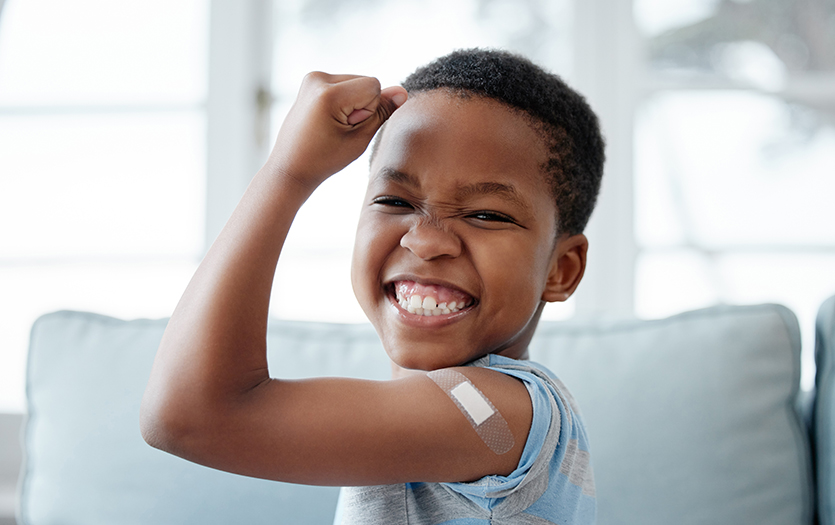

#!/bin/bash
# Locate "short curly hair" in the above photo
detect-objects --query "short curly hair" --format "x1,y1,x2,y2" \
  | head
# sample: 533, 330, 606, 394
373, 48, 605, 236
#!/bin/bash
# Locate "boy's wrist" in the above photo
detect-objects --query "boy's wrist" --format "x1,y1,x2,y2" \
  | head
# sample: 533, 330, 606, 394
257, 155, 327, 199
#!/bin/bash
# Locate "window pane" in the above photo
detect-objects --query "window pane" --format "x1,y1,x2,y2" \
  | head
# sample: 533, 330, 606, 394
0, 261, 198, 412
0, 112, 205, 259
271, 0, 573, 102
636, 0, 835, 77
634, 249, 721, 319
635, 90, 835, 249
634, 0, 717, 38
636, 250, 835, 389
634, 1, 835, 394
0, 0, 208, 106
0, 0, 208, 413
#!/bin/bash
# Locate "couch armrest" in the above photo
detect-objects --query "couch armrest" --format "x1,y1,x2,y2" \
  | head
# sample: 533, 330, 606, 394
815, 296, 835, 525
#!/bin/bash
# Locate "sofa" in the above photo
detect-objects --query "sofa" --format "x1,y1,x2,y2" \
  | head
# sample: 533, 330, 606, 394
13, 296, 835, 524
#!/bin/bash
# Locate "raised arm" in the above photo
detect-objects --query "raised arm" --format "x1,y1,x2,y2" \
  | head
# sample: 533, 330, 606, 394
139, 73, 532, 486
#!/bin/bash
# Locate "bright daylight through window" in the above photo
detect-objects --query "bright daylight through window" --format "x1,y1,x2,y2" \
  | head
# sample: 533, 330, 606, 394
0, 0, 208, 412
634, 0, 835, 388
0, 0, 833, 412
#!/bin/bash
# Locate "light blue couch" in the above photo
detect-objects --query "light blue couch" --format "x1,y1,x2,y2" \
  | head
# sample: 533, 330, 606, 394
15, 297, 835, 524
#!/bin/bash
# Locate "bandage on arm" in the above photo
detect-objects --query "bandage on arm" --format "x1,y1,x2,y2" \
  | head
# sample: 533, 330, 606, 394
427, 369, 515, 455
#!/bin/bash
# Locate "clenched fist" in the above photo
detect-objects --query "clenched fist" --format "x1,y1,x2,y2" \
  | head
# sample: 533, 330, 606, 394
266, 72, 408, 190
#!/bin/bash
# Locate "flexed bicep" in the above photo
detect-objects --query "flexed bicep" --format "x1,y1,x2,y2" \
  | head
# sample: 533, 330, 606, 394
169, 367, 532, 487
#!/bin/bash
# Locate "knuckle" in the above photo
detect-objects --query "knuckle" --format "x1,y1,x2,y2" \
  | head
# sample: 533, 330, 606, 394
304, 71, 327, 81
302, 71, 329, 87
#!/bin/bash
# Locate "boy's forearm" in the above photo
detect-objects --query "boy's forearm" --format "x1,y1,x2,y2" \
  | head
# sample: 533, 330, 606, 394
167, 163, 313, 368
141, 165, 315, 441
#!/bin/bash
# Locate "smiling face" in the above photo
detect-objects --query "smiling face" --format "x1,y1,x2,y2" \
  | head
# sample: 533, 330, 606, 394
351, 90, 585, 372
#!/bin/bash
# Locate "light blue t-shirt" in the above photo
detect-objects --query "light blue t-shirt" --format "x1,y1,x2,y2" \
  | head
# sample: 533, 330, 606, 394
333, 354, 596, 524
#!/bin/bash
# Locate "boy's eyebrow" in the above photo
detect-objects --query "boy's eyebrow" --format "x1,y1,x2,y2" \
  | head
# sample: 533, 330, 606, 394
375, 167, 532, 211
377, 167, 421, 189
454, 182, 531, 212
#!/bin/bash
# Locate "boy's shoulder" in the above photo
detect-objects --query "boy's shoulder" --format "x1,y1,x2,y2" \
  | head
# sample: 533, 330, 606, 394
466, 354, 560, 386
468, 354, 589, 455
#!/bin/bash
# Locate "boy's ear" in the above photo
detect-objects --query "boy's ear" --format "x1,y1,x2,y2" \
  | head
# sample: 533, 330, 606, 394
541, 234, 588, 303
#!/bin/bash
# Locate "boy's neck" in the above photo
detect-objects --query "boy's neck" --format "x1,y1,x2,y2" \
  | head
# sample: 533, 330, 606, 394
388, 347, 532, 380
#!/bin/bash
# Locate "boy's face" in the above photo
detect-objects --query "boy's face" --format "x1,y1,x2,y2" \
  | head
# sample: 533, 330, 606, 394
351, 90, 581, 371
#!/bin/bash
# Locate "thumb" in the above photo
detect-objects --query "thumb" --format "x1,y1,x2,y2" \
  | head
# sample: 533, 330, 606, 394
382, 86, 408, 108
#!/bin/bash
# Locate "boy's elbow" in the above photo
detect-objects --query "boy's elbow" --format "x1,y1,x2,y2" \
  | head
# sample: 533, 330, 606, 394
139, 390, 200, 455
139, 404, 172, 451
139, 412, 168, 452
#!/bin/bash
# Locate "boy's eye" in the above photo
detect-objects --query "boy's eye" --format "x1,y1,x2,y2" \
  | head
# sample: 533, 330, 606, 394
372, 196, 414, 209
467, 211, 515, 224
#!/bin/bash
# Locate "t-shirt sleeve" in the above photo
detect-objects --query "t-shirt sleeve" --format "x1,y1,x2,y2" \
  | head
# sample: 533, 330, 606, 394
441, 365, 562, 510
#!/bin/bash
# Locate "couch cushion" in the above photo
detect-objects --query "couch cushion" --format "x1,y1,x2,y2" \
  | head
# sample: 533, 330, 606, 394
815, 295, 835, 525
21, 311, 388, 525
531, 303, 813, 525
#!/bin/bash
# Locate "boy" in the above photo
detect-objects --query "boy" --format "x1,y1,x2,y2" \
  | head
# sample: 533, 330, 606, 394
141, 49, 604, 524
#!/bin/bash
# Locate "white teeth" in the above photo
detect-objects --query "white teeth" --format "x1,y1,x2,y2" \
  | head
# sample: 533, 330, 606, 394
395, 290, 469, 316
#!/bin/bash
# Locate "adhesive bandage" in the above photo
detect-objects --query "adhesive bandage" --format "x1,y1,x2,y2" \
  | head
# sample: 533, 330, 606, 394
427, 369, 515, 455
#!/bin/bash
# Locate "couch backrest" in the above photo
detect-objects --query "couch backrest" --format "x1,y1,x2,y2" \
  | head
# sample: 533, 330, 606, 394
530, 304, 813, 524
21, 304, 815, 524
22, 312, 354, 525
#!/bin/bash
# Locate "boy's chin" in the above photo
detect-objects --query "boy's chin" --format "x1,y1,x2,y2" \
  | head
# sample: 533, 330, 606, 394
384, 344, 484, 373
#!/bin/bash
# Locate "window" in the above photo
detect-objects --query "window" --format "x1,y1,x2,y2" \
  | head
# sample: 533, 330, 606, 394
2, 0, 831, 411
0, 0, 208, 411
634, 0, 835, 388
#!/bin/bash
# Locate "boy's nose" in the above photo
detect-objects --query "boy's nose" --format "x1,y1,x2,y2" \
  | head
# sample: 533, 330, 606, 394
399, 220, 462, 260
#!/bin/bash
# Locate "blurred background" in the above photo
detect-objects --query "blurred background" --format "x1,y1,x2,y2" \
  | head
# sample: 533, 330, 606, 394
0, 0, 833, 419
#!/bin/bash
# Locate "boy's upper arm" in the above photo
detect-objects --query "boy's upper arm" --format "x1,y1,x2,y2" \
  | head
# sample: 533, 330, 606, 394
181, 366, 533, 486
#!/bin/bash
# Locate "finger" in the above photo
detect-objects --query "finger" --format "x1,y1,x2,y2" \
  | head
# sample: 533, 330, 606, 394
368, 86, 408, 126
331, 76, 383, 125
302, 71, 365, 86
321, 73, 367, 84
346, 86, 407, 126
347, 108, 375, 125
381, 86, 408, 109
